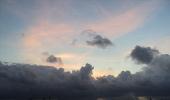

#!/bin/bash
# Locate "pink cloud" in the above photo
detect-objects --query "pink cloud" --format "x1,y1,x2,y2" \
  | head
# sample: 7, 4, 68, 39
21, 20, 75, 65
23, 21, 74, 49
15, 0, 161, 69
86, 1, 161, 38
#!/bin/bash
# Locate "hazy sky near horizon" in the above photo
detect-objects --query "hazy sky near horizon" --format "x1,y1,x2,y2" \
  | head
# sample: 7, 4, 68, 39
0, 0, 170, 76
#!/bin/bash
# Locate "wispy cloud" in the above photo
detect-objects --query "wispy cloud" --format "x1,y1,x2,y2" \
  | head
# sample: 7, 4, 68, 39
23, 21, 74, 49
86, 0, 161, 38
3, 0, 162, 69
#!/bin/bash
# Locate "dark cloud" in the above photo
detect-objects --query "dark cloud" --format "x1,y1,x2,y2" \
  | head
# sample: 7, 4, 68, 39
83, 29, 113, 49
46, 55, 63, 65
72, 29, 113, 49
0, 63, 95, 99
0, 46, 170, 99
130, 46, 159, 64
86, 35, 113, 49
46, 55, 57, 63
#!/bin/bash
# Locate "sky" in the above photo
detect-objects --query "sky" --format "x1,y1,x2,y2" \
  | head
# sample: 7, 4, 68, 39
0, 0, 170, 77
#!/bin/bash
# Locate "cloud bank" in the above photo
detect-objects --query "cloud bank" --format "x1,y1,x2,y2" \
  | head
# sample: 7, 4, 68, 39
0, 46, 170, 99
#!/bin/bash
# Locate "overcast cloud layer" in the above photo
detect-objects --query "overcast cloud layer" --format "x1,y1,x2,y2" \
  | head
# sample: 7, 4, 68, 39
0, 46, 170, 99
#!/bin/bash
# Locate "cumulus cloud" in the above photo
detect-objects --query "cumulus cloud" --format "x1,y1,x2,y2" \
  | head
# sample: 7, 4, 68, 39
130, 45, 159, 64
46, 55, 57, 63
45, 54, 63, 65
84, 30, 113, 49
73, 29, 113, 49
0, 46, 170, 99
86, 35, 113, 49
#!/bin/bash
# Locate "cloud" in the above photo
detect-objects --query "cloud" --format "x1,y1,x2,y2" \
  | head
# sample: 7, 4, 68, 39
130, 46, 159, 64
86, 0, 161, 38
46, 55, 63, 65
46, 55, 57, 63
0, 63, 95, 99
1, 46, 170, 99
23, 22, 74, 49
86, 35, 113, 49
5, 0, 161, 65
73, 29, 113, 49
143, 54, 170, 84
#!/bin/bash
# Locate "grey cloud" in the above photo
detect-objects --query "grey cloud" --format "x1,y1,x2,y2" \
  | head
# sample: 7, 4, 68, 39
130, 46, 159, 64
46, 55, 57, 63
0, 46, 170, 99
143, 54, 170, 85
72, 29, 113, 49
82, 29, 113, 49
130, 54, 170, 96
46, 55, 63, 65
0, 63, 95, 99
86, 35, 113, 49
